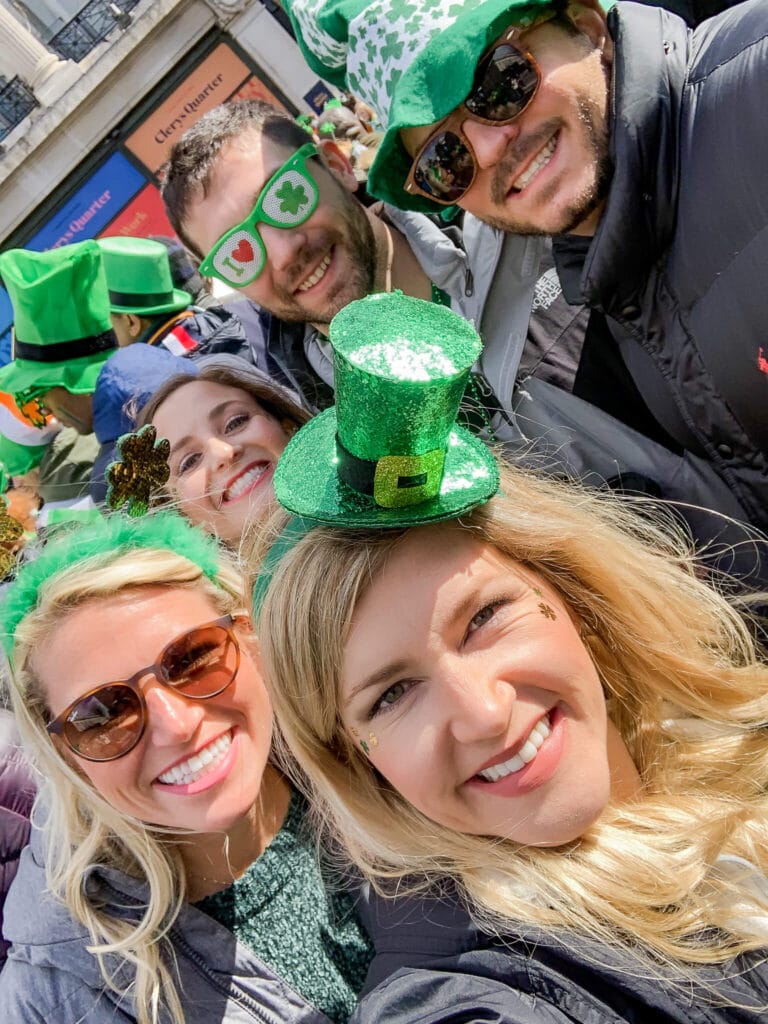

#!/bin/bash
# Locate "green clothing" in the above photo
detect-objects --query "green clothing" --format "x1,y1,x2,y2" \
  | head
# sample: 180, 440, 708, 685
196, 792, 372, 1023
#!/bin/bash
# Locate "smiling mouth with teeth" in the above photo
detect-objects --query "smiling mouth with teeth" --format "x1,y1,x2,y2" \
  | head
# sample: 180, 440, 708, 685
297, 250, 332, 292
512, 134, 558, 192
476, 713, 552, 782
157, 731, 232, 786
222, 462, 272, 504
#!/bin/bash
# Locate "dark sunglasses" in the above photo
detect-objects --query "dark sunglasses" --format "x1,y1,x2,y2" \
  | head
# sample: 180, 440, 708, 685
404, 15, 554, 206
47, 615, 246, 762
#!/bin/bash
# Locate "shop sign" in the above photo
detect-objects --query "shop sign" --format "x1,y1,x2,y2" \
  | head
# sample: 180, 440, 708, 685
25, 152, 145, 252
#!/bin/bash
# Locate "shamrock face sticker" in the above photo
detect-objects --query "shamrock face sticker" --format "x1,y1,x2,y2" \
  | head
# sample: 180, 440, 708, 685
106, 425, 171, 518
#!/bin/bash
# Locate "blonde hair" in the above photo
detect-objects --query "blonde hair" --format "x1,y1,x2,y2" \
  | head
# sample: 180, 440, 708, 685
7, 544, 245, 1024
250, 462, 768, 980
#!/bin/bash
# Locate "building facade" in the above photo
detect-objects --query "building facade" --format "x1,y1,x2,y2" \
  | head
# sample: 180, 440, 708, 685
0, 0, 333, 360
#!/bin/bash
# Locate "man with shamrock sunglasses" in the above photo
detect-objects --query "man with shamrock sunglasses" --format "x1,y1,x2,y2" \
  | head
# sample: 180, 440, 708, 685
163, 101, 439, 394
162, 100, 588, 416
282, 0, 768, 553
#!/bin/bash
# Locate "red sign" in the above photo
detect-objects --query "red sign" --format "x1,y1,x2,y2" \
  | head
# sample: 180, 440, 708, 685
99, 184, 176, 241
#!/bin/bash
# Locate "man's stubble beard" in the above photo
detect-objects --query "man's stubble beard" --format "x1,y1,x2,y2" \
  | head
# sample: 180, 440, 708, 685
269, 188, 377, 327
481, 95, 612, 238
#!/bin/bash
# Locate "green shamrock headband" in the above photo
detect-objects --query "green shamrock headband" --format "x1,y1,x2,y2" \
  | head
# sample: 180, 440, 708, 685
0, 512, 223, 657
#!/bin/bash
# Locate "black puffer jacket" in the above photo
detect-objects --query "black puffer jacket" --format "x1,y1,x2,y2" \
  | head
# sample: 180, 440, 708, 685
354, 888, 768, 1024
558, 0, 768, 534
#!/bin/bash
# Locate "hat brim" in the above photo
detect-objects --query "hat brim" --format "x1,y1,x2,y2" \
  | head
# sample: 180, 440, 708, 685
109, 288, 192, 317
274, 407, 499, 527
0, 352, 112, 397
0, 437, 50, 476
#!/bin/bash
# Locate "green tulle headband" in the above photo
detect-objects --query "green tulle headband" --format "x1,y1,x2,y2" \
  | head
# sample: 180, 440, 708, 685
0, 512, 223, 657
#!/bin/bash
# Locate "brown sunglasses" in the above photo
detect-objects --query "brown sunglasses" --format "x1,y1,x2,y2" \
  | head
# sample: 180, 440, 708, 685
47, 615, 248, 762
404, 14, 556, 205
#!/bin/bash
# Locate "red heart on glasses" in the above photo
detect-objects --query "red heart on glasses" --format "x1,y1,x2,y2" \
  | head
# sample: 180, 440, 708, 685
232, 239, 255, 263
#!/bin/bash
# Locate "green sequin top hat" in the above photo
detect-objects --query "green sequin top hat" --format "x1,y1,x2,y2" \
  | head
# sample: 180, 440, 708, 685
274, 291, 499, 526
0, 241, 117, 397
98, 237, 192, 316
284, 0, 559, 212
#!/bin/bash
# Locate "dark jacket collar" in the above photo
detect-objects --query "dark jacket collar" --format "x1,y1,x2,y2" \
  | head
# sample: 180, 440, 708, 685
577, 3, 690, 314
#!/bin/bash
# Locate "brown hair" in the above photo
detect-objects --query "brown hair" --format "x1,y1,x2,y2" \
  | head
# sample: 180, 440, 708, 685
139, 358, 310, 434
161, 100, 312, 257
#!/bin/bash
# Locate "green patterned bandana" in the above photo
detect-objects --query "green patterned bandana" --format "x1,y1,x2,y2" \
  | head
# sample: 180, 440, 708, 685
283, 0, 556, 211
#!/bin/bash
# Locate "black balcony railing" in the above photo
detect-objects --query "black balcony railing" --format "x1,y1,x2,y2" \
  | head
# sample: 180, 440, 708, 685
49, 0, 142, 62
0, 76, 38, 142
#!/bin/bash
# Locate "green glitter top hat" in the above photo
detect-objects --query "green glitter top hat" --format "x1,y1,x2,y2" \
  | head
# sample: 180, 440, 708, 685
273, 291, 499, 526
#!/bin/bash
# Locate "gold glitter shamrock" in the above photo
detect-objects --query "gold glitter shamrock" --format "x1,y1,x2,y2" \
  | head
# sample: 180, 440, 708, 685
532, 587, 543, 597
0, 497, 24, 577
538, 602, 557, 620
275, 180, 309, 215
106, 425, 170, 518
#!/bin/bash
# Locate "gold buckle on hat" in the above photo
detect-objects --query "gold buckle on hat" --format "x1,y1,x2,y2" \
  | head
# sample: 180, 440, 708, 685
374, 449, 445, 508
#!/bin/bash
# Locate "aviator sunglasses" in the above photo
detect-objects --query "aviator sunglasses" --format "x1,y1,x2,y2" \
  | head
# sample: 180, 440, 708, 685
47, 615, 246, 762
199, 142, 320, 289
404, 14, 555, 206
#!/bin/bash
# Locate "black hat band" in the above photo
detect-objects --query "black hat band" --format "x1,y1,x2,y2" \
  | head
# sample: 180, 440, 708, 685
109, 289, 177, 309
13, 330, 116, 363
335, 435, 444, 509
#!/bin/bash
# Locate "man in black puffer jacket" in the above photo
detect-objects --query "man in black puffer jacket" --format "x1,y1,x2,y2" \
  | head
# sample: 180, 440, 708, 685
286, 0, 768, 545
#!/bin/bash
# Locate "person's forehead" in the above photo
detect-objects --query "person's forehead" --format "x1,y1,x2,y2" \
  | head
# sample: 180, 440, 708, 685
188, 133, 303, 250
207, 131, 297, 203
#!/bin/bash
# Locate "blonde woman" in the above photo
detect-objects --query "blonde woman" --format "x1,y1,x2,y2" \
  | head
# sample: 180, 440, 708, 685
249, 292, 768, 1023
0, 513, 372, 1024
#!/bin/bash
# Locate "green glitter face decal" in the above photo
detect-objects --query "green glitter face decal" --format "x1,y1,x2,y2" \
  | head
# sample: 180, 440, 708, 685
199, 143, 320, 289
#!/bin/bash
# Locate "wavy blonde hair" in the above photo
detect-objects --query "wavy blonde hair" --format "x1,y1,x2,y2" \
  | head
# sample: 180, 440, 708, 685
249, 462, 768, 982
7, 545, 245, 1024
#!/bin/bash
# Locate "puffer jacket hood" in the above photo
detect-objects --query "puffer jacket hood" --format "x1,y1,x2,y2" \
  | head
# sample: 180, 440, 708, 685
92, 344, 197, 445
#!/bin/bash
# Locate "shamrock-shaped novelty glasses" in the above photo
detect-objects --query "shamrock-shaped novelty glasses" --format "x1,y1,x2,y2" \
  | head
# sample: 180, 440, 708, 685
199, 143, 320, 288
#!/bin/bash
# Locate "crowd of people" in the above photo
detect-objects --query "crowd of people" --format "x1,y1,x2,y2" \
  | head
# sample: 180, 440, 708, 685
0, 0, 767, 1020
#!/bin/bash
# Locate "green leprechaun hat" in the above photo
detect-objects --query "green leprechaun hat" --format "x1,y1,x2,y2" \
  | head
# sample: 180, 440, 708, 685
98, 237, 191, 317
273, 291, 499, 526
282, 0, 613, 213
0, 241, 117, 398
